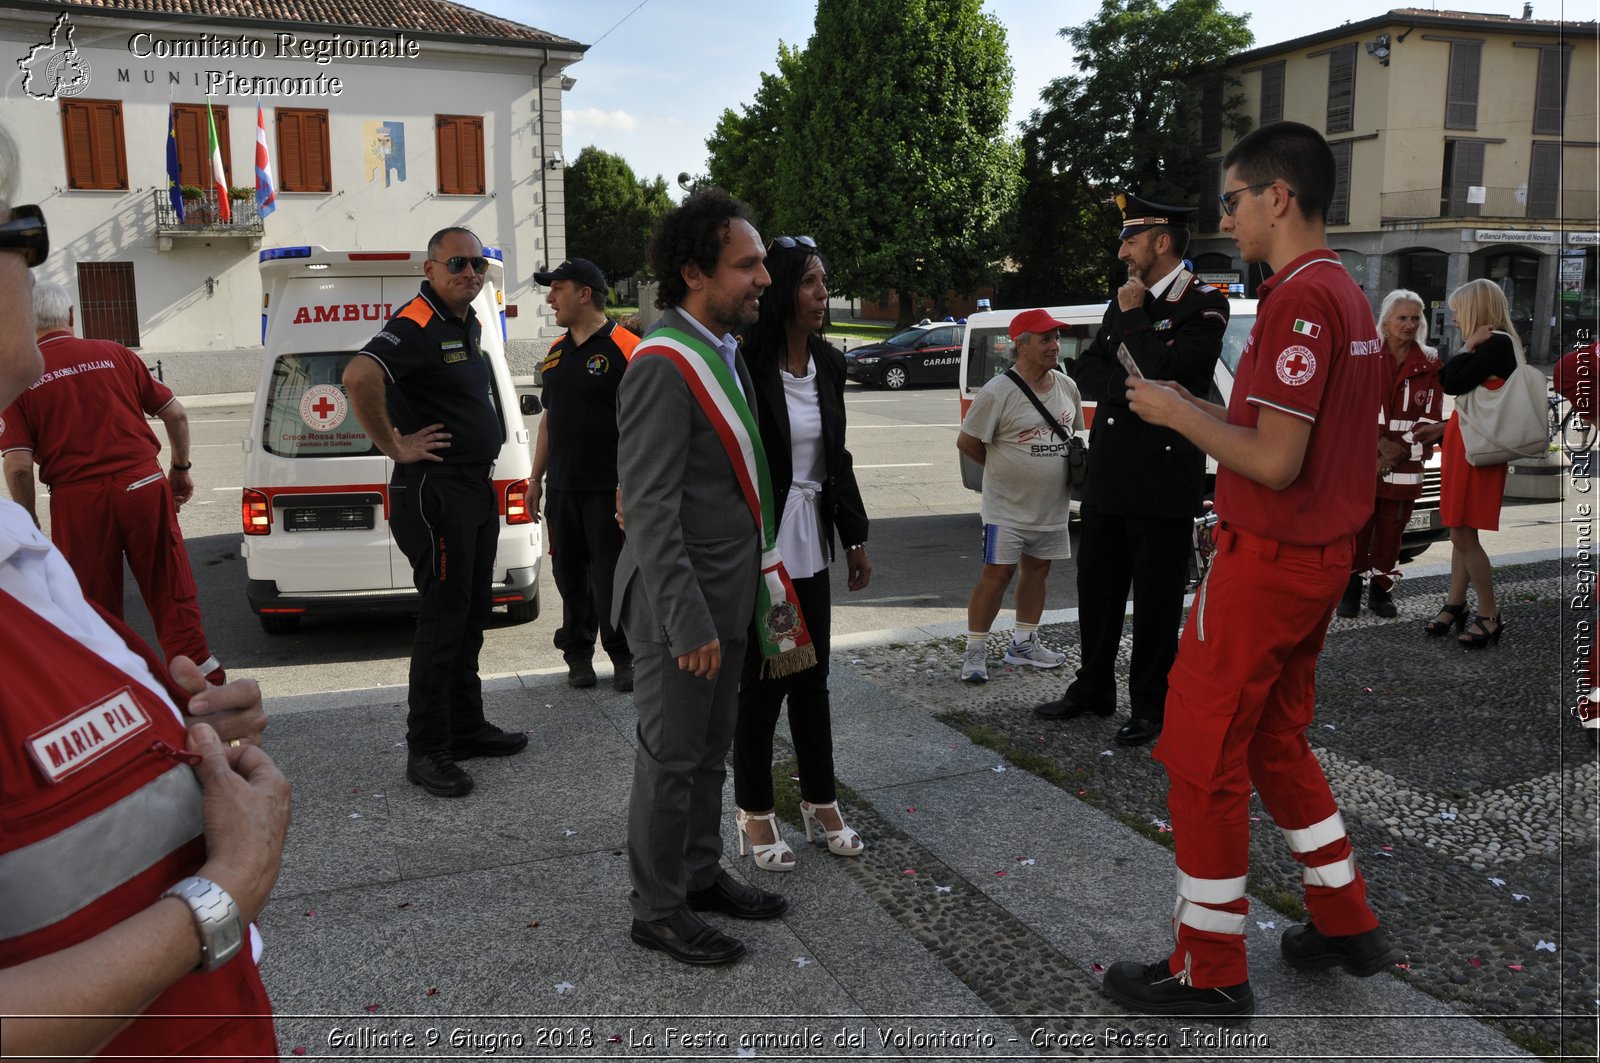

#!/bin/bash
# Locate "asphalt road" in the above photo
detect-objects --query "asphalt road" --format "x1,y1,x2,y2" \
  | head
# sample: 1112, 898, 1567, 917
92, 383, 1565, 701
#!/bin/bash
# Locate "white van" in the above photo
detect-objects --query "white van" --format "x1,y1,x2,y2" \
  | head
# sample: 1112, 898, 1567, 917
242, 245, 542, 634
957, 300, 1446, 553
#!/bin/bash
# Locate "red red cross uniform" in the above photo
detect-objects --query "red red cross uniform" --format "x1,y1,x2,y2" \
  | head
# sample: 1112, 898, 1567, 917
1354, 344, 1443, 591
0, 590, 276, 1057
0, 331, 218, 673
1154, 251, 1387, 988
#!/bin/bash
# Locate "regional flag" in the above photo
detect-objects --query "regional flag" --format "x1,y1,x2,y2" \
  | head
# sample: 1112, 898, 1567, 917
255, 102, 276, 220
207, 97, 231, 223
165, 103, 184, 223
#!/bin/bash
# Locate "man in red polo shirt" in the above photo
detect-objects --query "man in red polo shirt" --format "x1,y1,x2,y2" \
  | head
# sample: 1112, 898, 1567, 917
1, 280, 222, 681
1102, 121, 1403, 1016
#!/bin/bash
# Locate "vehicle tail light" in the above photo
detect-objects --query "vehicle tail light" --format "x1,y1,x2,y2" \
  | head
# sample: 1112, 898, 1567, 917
505, 479, 533, 525
242, 489, 271, 535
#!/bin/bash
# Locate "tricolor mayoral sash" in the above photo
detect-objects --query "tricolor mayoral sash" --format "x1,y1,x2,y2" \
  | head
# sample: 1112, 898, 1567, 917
633, 328, 816, 677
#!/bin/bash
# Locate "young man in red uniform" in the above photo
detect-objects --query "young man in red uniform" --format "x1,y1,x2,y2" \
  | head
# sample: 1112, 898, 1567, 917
0, 280, 223, 681
1104, 121, 1404, 1016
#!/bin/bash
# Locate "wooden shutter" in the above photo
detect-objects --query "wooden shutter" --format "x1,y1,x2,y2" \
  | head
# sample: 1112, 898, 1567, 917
1328, 141, 1353, 226
173, 103, 230, 189
60, 99, 127, 190
1528, 140, 1561, 217
1259, 62, 1284, 126
77, 262, 140, 347
436, 115, 485, 195
1444, 41, 1481, 130
1442, 140, 1485, 218
276, 109, 330, 193
1533, 47, 1570, 135
1326, 45, 1356, 134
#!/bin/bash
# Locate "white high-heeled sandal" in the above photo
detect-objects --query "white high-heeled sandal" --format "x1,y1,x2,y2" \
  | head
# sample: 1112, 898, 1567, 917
735, 808, 796, 872
800, 800, 865, 857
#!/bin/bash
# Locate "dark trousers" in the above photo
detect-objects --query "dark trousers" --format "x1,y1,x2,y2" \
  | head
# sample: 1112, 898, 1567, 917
1068, 512, 1191, 723
1351, 497, 1415, 592
733, 570, 835, 809
546, 487, 630, 665
390, 469, 496, 753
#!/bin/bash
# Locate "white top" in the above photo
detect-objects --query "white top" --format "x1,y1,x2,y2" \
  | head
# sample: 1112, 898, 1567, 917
777, 357, 827, 579
960, 370, 1082, 531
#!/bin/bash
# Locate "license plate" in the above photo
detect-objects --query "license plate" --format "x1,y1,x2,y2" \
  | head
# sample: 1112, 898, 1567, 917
1405, 510, 1436, 532
284, 506, 374, 532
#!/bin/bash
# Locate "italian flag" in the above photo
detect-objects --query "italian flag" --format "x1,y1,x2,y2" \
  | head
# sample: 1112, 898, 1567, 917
207, 98, 231, 223
1292, 318, 1321, 339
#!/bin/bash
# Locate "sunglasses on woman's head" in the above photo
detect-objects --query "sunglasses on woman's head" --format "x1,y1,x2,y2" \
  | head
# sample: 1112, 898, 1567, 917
0, 205, 48, 267
768, 235, 816, 251
431, 255, 488, 275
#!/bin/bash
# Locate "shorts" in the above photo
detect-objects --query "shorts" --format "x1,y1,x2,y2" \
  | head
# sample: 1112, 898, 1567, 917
981, 522, 1071, 565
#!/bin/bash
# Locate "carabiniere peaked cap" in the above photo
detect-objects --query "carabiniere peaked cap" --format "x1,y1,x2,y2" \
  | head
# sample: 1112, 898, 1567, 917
1116, 193, 1198, 239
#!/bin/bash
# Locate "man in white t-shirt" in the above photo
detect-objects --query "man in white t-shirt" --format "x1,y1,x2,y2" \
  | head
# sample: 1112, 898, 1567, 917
955, 309, 1083, 682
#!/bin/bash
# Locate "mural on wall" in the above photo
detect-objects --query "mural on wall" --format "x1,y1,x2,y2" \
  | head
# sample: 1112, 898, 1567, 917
363, 121, 406, 186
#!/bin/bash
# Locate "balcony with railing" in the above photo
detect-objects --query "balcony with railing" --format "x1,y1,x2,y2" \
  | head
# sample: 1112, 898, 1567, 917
152, 189, 264, 239
1380, 186, 1599, 226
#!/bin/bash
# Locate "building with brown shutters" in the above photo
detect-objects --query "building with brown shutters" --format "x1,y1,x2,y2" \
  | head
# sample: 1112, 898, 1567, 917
2, 0, 585, 383
1190, 7, 1598, 363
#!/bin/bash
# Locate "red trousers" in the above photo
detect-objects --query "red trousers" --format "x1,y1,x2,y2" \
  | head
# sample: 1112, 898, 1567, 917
1350, 496, 1414, 591
48, 463, 217, 673
1154, 524, 1379, 987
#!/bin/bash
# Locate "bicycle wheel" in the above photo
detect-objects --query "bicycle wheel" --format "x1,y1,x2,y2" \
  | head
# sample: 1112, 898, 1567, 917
1563, 406, 1597, 455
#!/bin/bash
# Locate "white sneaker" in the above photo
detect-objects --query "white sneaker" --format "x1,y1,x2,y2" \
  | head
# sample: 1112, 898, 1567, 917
960, 644, 989, 683
1003, 638, 1066, 669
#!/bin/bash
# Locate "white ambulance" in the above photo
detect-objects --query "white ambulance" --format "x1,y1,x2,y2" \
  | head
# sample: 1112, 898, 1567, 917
242, 245, 541, 634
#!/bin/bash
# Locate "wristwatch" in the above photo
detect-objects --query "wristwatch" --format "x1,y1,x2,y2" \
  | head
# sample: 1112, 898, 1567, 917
163, 876, 244, 972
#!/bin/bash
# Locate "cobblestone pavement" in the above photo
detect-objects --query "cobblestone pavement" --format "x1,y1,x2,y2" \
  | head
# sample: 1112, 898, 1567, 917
837, 559, 1596, 1058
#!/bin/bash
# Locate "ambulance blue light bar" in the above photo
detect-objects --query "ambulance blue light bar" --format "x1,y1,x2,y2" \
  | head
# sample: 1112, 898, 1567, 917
484, 247, 504, 261
260, 246, 312, 261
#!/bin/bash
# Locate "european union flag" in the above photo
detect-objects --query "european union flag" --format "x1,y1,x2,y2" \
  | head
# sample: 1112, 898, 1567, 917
166, 103, 184, 223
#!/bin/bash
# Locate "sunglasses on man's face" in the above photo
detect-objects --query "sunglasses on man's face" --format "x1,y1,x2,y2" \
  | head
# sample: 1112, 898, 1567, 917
431, 255, 488, 275
0, 205, 48, 267
768, 235, 816, 251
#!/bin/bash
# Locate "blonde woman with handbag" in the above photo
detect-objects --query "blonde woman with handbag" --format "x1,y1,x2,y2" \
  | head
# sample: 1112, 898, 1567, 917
1425, 279, 1521, 648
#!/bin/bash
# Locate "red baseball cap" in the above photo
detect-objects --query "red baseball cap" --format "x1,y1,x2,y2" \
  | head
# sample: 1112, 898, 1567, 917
1008, 308, 1069, 341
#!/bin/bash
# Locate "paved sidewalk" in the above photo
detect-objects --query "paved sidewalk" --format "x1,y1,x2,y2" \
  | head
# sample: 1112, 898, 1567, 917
256, 559, 1589, 1061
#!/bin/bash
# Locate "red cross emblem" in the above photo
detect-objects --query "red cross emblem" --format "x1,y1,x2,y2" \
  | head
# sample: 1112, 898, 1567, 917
299, 384, 348, 432
1275, 345, 1317, 386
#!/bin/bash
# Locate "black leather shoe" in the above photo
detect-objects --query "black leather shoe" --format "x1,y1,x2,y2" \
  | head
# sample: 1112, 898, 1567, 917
686, 871, 788, 920
1281, 923, 1404, 977
449, 723, 528, 760
1367, 583, 1398, 618
612, 659, 634, 693
567, 659, 597, 688
1114, 718, 1161, 746
630, 910, 745, 965
1102, 958, 1253, 1016
405, 750, 474, 798
1335, 574, 1363, 618
1034, 693, 1114, 721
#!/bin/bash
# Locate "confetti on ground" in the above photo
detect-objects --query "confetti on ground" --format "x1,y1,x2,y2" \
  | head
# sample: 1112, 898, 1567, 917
737, 1049, 757, 1058
1513, 893, 1530, 902
351, 787, 361, 793
562, 829, 577, 837
424, 987, 439, 996
1381, 844, 1394, 851
1077, 789, 1088, 796
1362, 687, 1373, 693
397, 902, 410, 909
905, 806, 917, 814
393, 741, 405, 748
995, 870, 1009, 877
365, 1004, 380, 1013
1092, 962, 1106, 973
1100, 750, 1114, 757
1151, 818, 1169, 831
1249, 814, 1261, 822
1324, 724, 1336, 731
1257, 920, 1277, 930
850, 658, 863, 664
793, 957, 812, 967
1396, 962, 1411, 971
991, 765, 1006, 773
527, 921, 540, 928
607, 1035, 622, 1044
1507, 964, 1524, 972
1469, 957, 1484, 968
1016, 856, 1036, 865
348, 812, 362, 819
292, 1048, 307, 1056
1439, 811, 1457, 820
902, 869, 917, 876
554, 981, 575, 994
934, 885, 952, 893
304, 910, 316, 917
1489, 877, 1505, 887
1536, 940, 1557, 952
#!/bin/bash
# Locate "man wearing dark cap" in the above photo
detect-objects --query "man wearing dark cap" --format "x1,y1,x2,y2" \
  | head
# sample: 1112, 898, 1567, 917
1034, 193, 1228, 746
532, 258, 639, 690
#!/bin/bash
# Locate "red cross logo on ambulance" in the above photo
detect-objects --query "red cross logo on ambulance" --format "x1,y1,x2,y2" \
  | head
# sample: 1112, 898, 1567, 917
1275, 345, 1316, 386
299, 384, 348, 432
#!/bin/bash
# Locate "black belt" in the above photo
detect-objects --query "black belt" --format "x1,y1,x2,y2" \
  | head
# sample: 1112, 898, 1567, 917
394, 462, 494, 480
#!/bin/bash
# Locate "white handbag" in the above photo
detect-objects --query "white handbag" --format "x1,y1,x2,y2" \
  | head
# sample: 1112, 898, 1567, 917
1453, 332, 1548, 467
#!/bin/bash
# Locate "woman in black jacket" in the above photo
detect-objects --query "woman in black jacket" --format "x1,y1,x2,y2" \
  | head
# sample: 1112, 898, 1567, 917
731, 235, 872, 871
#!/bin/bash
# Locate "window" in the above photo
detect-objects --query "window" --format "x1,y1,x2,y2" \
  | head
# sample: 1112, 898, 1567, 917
1326, 44, 1356, 134
1528, 140, 1562, 217
436, 115, 485, 195
1441, 140, 1485, 218
1533, 46, 1571, 134
1328, 141, 1353, 226
1444, 41, 1482, 130
1259, 62, 1285, 126
262, 352, 377, 457
76, 262, 140, 347
60, 99, 126, 190
276, 108, 330, 193
172, 103, 230, 189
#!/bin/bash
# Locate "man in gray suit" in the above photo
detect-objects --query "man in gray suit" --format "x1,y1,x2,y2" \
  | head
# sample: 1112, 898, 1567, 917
615, 189, 787, 965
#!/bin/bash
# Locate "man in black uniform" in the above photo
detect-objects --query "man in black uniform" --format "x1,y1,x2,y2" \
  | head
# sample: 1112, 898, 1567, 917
531, 258, 638, 691
1035, 194, 1229, 746
344, 226, 528, 797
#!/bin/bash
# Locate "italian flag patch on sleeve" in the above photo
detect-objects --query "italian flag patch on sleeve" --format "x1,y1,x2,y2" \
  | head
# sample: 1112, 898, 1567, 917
1292, 319, 1322, 339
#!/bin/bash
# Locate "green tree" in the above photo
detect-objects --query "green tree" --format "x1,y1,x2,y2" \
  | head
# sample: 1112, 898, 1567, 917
705, 42, 804, 228
564, 146, 674, 284
775, 0, 1020, 325
1000, 132, 1112, 307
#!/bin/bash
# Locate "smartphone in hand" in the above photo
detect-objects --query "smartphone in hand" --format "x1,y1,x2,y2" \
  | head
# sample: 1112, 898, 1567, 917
1117, 344, 1144, 379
